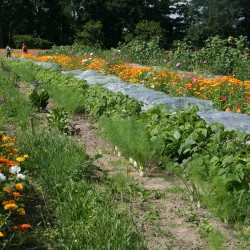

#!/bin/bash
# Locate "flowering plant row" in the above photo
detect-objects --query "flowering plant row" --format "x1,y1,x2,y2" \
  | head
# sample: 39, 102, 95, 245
0, 131, 31, 239
12, 51, 250, 114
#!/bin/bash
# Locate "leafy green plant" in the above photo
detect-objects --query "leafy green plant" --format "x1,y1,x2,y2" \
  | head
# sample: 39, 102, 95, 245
46, 107, 71, 134
29, 88, 49, 111
81, 85, 142, 118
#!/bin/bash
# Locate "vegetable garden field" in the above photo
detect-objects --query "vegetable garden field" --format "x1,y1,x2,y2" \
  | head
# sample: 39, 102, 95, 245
0, 37, 250, 249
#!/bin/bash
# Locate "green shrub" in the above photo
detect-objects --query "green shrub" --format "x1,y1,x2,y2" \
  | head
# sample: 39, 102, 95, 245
12, 34, 53, 49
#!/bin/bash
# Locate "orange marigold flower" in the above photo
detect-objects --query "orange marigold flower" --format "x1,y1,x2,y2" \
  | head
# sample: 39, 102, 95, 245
7, 160, 15, 167
2, 200, 15, 205
225, 108, 230, 112
12, 192, 21, 197
13, 225, 25, 232
0, 157, 8, 164
21, 224, 31, 229
14, 224, 31, 232
12, 148, 19, 155
3, 186, 12, 193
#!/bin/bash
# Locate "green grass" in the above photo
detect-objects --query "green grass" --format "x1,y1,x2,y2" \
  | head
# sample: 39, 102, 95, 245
0, 68, 34, 130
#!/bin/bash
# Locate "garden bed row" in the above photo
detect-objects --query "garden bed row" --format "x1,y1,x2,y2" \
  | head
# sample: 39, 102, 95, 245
6, 58, 250, 229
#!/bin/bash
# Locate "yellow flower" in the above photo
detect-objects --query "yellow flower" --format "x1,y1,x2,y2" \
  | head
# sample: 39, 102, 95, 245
24, 154, 29, 159
4, 203, 18, 210
15, 183, 24, 190
2, 136, 10, 141
16, 156, 25, 162
0, 232, 5, 237
225, 108, 230, 112
17, 208, 26, 215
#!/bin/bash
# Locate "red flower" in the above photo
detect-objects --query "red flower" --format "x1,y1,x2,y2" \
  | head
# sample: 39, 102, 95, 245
220, 95, 227, 101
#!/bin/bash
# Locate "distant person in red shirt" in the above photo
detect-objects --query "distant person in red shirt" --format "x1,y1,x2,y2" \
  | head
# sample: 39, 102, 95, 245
22, 44, 28, 53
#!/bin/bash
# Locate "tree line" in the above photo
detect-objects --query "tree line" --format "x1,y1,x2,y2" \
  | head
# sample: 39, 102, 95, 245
0, 0, 249, 49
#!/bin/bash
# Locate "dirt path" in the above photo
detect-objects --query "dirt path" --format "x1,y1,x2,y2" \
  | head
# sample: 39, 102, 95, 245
70, 115, 247, 250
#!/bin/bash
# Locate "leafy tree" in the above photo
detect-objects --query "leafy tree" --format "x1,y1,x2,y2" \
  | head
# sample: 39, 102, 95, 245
134, 20, 167, 47
186, 0, 250, 46
169, 0, 191, 41
75, 20, 104, 48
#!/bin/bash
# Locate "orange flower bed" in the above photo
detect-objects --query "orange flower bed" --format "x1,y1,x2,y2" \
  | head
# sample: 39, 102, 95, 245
0, 132, 31, 239
12, 52, 250, 114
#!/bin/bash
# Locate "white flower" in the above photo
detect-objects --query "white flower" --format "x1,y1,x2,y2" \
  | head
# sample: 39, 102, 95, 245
17, 173, 26, 180
9, 165, 21, 174
0, 173, 6, 181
